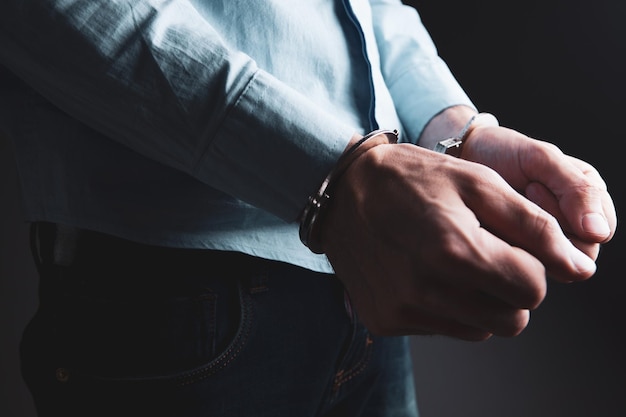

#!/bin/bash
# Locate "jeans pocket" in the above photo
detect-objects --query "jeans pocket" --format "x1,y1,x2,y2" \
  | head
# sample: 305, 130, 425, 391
24, 277, 253, 385
21, 281, 249, 417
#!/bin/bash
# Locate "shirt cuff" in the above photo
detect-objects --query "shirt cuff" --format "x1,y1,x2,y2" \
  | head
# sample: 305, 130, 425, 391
193, 69, 356, 222
390, 57, 476, 144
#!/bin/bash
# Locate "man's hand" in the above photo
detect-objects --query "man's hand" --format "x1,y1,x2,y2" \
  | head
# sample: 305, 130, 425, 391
461, 125, 616, 261
318, 116, 616, 341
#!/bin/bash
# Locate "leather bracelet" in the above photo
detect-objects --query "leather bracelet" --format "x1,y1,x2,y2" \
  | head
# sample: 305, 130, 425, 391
299, 129, 398, 254
434, 112, 499, 157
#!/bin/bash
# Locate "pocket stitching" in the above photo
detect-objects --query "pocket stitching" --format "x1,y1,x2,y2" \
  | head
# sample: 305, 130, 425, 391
172, 281, 254, 386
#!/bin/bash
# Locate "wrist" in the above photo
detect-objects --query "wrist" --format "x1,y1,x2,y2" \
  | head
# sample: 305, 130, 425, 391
299, 129, 398, 254
418, 105, 478, 150
434, 112, 499, 158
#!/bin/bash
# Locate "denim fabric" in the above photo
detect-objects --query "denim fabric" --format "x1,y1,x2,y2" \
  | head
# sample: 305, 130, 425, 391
21, 223, 419, 417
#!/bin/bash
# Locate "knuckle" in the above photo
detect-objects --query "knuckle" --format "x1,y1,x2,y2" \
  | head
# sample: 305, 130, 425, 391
529, 208, 560, 237
534, 140, 564, 162
528, 279, 547, 309
437, 229, 472, 262
515, 270, 547, 310
502, 309, 531, 337
541, 141, 563, 155
520, 140, 563, 169
506, 258, 547, 309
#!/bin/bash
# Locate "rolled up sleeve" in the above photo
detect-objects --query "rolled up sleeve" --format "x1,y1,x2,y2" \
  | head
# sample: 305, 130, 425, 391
369, 0, 476, 143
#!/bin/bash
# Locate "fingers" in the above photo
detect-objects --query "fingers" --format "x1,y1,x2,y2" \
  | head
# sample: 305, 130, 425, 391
325, 206, 543, 340
516, 139, 614, 244
359, 287, 532, 341
522, 155, 617, 259
465, 127, 616, 246
362, 239, 538, 339
462, 165, 598, 282
354, 203, 548, 339
405, 280, 532, 338
456, 228, 548, 307
565, 156, 617, 243
525, 181, 602, 260
388, 310, 496, 341
420, 208, 547, 307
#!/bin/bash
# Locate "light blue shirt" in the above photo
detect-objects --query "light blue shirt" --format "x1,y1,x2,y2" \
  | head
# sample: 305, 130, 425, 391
0, 0, 474, 273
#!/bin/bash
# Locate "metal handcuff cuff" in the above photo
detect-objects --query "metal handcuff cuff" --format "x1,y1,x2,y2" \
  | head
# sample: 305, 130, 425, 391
299, 129, 398, 254
299, 113, 498, 253
434, 112, 499, 157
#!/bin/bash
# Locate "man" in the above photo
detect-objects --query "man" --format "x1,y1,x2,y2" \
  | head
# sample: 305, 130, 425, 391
0, 1, 616, 416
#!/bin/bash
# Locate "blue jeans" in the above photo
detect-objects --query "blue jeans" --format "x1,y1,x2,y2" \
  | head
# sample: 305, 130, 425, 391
21, 223, 419, 417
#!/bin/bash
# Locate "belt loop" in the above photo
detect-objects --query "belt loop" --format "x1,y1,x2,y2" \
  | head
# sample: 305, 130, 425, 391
343, 290, 354, 323
29, 222, 44, 265
52, 223, 80, 266
29, 222, 80, 267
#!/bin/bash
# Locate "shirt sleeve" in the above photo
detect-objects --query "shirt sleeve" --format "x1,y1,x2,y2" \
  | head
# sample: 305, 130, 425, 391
0, 0, 355, 222
369, 0, 477, 143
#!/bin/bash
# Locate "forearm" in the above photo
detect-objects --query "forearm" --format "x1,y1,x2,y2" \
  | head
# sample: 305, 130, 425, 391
0, 0, 354, 221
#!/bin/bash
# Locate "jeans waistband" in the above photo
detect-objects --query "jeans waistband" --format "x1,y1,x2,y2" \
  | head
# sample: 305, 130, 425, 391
29, 222, 278, 304
29, 221, 260, 274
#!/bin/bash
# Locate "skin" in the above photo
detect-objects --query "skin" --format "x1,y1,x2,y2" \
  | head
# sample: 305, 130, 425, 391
318, 105, 617, 341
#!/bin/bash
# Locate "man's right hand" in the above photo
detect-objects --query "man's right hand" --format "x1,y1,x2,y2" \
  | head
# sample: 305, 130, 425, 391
319, 141, 598, 340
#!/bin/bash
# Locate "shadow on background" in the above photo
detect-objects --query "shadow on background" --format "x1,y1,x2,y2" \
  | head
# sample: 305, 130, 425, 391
1, 1, 624, 416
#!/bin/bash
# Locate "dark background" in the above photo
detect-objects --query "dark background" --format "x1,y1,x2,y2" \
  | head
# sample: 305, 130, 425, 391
406, 1, 625, 416
2, 1, 624, 416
